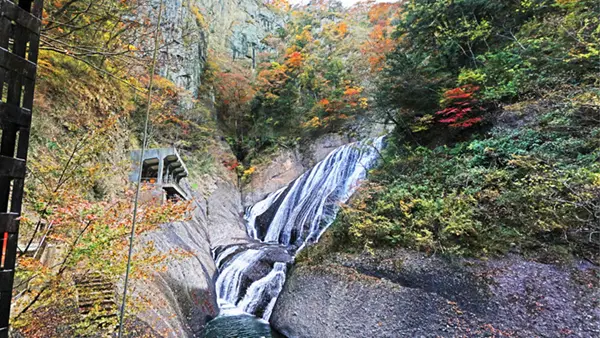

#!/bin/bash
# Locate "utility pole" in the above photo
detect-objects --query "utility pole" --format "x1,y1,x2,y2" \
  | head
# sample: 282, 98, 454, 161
0, 0, 43, 336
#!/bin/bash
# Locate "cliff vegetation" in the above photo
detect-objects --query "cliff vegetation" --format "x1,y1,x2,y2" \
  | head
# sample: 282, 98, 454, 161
323, 0, 600, 263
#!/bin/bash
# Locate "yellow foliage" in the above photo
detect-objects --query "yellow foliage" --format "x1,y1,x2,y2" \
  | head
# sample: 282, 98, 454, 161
243, 166, 256, 177
359, 97, 369, 109
303, 116, 322, 129
189, 4, 208, 29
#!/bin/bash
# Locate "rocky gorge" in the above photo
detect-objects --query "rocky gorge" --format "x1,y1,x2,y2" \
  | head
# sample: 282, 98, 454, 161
15, 0, 599, 337
123, 1, 600, 336
272, 250, 599, 337
111, 0, 285, 335
135, 127, 598, 337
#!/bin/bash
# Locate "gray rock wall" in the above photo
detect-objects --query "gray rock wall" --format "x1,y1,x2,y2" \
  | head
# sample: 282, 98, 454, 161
140, 0, 208, 97
131, 174, 245, 336
142, 0, 282, 97
271, 250, 600, 338
134, 217, 217, 337
131, 143, 248, 336
198, 0, 284, 60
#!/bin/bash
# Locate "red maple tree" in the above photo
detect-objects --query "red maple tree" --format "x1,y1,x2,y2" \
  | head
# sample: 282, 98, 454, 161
435, 85, 484, 128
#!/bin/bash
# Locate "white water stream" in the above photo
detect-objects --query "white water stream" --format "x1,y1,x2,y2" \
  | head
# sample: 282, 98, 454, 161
214, 137, 385, 320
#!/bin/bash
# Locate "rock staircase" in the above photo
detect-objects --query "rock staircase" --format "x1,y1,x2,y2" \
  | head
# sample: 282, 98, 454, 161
74, 272, 119, 335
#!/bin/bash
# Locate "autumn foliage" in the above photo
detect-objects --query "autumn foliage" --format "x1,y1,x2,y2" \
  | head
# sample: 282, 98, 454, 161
215, 0, 388, 163
13, 1, 217, 335
362, 3, 401, 71
435, 85, 484, 128
367, 3, 401, 26
13, 118, 191, 336
285, 51, 304, 69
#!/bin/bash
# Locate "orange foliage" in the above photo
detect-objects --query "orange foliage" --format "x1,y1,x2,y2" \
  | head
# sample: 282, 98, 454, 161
368, 3, 401, 26
343, 86, 363, 97
362, 3, 401, 72
335, 22, 349, 37
285, 51, 304, 69
257, 64, 289, 93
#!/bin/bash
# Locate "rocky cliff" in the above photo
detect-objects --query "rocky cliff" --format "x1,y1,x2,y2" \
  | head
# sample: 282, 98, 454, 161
201, 0, 284, 60
130, 154, 248, 337
155, 0, 208, 97
271, 250, 600, 337
146, 0, 283, 97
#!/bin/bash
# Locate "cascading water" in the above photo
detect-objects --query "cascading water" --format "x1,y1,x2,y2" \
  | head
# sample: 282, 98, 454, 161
210, 136, 385, 329
246, 136, 385, 252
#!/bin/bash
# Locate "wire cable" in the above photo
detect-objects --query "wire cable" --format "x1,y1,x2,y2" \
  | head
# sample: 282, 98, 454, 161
117, 0, 164, 335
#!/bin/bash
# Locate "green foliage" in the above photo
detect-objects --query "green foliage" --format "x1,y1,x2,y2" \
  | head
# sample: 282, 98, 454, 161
337, 97, 600, 261
378, 0, 599, 123
369, 0, 600, 257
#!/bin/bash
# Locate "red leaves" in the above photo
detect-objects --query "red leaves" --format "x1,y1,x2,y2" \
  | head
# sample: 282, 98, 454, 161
215, 72, 256, 110
222, 159, 240, 171
436, 85, 484, 128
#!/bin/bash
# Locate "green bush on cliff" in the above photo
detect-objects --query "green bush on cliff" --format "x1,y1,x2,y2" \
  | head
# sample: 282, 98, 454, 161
338, 95, 600, 261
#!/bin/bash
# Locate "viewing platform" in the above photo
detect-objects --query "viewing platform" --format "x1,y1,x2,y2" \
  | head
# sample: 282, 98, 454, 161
130, 148, 189, 201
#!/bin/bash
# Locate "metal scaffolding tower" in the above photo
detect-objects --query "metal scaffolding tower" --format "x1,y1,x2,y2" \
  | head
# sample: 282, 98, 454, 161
0, 0, 43, 335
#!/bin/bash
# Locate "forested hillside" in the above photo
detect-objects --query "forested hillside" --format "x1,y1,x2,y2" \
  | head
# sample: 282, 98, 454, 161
211, 0, 599, 262
209, 1, 399, 164
335, 0, 600, 262
6, 0, 599, 336
11, 0, 236, 335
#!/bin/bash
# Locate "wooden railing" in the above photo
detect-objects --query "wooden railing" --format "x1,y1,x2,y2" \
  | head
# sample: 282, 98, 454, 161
0, 0, 43, 335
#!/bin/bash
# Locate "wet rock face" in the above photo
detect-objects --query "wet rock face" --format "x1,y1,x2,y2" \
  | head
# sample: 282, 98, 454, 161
214, 243, 293, 319
241, 134, 352, 207
242, 122, 393, 207
271, 251, 600, 338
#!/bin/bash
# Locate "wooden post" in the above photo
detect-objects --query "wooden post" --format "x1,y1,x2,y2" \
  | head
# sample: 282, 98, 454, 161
0, 0, 43, 335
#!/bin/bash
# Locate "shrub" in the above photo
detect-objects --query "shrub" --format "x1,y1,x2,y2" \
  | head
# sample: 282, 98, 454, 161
435, 85, 484, 128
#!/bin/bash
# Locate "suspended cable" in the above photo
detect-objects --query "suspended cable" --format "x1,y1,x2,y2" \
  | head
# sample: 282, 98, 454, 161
117, 0, 164, 336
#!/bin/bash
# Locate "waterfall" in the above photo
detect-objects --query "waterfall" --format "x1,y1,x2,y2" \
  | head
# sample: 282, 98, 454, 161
213, 136, 385, 320
216, 249, 263, 310
238, 262, 287, 319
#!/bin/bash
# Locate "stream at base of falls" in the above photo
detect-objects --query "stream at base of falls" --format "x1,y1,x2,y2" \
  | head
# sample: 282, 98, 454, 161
202, 315, 285, 338
202, 137, 385, 337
